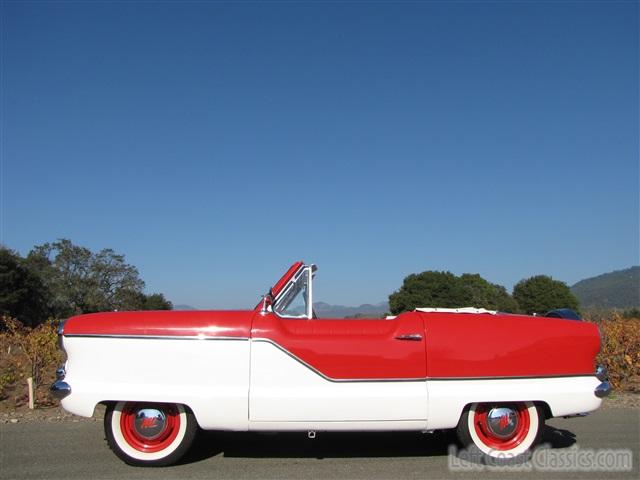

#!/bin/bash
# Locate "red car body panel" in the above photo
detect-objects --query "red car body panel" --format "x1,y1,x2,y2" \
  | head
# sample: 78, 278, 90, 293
63, 310, 253, 338
420, 312, 600, 378
251, 312, 426, 379
251, 311, 600, 380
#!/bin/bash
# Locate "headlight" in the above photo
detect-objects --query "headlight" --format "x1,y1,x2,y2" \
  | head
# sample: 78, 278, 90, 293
57, 319, 67, 353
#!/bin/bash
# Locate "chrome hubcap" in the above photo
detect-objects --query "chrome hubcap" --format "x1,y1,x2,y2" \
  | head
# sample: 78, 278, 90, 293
133, 408, 167, 439
486, 407, 518, 438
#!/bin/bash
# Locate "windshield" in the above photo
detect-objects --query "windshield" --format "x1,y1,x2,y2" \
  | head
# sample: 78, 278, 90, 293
273, 268, 309, 318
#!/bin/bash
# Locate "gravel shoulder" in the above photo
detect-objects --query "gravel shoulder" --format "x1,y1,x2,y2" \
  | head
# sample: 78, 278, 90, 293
2, 408, 639, 480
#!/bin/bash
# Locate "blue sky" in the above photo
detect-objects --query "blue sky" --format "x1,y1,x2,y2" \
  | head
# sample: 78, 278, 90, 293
2, 1, 638, 309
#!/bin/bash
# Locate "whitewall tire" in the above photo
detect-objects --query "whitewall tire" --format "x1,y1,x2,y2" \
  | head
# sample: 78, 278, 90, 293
104, 401, 197, 467
456, 401, 544, 464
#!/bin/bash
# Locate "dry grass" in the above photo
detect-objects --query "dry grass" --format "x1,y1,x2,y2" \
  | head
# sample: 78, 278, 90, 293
587, 314, 640, 392
0, 316, 63, 408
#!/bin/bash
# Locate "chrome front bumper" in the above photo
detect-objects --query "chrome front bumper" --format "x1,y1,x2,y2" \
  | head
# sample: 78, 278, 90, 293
595, 381, 611, 398
50, 364, 71, 400
594, 365, 611, 398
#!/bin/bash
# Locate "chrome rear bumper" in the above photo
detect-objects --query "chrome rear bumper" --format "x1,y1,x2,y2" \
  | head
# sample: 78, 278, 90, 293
50, 364, 71, 400
595, 381, 611, 398
50, 381, 71, 400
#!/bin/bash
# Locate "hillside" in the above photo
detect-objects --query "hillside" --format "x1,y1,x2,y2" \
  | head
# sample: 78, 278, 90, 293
173, 304, 197, 310
314, 301, 389, 319
571, 266, 640, 308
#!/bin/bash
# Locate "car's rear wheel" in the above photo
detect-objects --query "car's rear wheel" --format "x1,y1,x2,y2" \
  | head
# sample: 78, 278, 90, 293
456, 401, 543, 464
104, 401, 197, 467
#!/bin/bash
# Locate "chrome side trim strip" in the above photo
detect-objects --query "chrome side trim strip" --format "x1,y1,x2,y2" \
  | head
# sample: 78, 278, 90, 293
426, 373, 595, 381
63, 334, 249, 341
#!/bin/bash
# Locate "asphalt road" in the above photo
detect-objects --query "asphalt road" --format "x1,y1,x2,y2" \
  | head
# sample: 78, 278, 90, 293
1, 408, 638, 480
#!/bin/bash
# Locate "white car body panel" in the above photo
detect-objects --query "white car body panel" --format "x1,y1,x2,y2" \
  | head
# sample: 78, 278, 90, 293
61, 336, 250, 430
425, 376, 602, 430
248, 339, 428, 425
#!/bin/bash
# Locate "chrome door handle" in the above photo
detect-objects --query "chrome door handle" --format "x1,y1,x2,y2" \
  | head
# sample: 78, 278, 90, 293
395, 333, 423, 341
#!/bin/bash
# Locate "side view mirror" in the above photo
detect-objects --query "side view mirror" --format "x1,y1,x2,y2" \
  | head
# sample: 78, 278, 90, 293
260, 291, 273, 315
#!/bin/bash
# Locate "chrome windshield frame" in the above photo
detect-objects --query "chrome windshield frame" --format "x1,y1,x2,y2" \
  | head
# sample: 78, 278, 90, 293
272, 264, 315, 319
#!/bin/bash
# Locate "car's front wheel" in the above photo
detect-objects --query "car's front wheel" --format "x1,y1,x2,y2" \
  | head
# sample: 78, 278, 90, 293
104, 401, 197, 467
456, 401, 544, 464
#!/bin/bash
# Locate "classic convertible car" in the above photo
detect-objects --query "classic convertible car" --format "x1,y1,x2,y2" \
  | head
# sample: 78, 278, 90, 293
51, 262, 610, 466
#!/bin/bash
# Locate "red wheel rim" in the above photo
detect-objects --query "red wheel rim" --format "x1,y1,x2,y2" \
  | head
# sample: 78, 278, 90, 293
473, 403, 530, 451
119, 403, 181, 453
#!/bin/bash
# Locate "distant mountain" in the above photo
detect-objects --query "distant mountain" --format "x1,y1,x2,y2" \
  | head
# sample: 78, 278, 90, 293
173, 304, 198, 310
571, 266, 640, 309
169, 303, 388, 315
314, 301, 389, 319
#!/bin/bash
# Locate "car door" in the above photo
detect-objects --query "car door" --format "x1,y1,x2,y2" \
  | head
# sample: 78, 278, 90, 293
249, 311, 427, 424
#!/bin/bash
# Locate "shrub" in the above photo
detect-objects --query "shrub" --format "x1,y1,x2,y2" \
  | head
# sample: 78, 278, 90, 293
588, 314, 640, 392
0, 316, 63, 406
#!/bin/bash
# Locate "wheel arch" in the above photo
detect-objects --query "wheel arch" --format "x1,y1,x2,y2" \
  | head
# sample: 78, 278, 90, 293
457, 399, 551, 423
98, 400, 203, 428
534, 401, 553, 420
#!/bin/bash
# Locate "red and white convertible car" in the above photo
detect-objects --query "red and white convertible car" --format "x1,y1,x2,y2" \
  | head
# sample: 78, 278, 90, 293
52, 262, 610, 466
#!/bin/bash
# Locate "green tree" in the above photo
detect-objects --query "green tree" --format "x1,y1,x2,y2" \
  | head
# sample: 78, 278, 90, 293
389, 271, 468, 315
25, 239, 146, 317
0, 247, 51, 327
141, 293, 173, 310
389, 270, 520, 315
513, 275, 579, 315
91, 248, 146, 311
458, 274, 520, 313
116, 291, 173, 311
